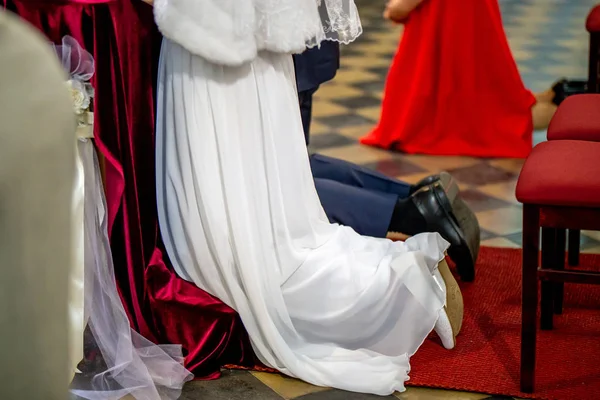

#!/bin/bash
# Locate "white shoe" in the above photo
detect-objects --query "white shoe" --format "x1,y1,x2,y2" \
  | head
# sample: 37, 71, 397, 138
434, 309, 455, 350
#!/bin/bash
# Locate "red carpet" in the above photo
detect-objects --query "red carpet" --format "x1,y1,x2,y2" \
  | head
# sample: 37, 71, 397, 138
407, 247, 600, 400
227, 247, 600, 399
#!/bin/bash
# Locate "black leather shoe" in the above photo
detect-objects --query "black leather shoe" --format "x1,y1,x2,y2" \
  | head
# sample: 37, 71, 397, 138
408, 183, 476, 282
410, 174, 440, 195
410, 171, 459, 205
551, 78, 587, 106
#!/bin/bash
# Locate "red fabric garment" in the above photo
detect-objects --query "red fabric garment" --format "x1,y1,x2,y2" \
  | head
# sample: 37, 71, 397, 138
361, 0, 536, 158
4, 0, 255, 378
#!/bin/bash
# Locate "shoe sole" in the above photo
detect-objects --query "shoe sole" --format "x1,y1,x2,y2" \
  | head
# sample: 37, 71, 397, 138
438, 171, 459, 204
452, 196, 480, 269
436, 174, 479, 268
432, 185, 476, 282
387, 189, 478, 282
439, 258, 464, 346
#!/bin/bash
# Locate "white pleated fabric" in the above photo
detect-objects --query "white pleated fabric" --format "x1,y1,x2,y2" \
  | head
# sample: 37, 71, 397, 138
156, 39, 450, 395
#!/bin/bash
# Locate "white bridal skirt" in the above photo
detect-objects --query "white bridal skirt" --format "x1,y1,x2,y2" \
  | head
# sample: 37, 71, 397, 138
156, 39, 449, 395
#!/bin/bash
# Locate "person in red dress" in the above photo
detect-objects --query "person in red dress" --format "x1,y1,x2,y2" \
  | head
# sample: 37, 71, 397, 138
361, 0, 541, 158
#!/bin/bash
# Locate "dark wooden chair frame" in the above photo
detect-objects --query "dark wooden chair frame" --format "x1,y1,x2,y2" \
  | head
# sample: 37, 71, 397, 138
520, 204, 600, 393
552, 20, 600, 281
520, 11, 600, 394
589, 29, 600, 94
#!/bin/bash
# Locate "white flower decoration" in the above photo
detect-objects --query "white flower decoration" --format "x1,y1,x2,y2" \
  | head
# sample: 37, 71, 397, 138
66, 79, 91, 115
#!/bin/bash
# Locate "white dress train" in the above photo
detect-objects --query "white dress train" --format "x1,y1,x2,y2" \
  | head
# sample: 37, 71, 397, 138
155, 39, 450, 395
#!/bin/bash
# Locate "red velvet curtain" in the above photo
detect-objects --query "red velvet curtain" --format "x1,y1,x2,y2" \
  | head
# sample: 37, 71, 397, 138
4, 0, 255, 378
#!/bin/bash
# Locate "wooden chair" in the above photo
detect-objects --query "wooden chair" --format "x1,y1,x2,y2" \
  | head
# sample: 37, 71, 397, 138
516, 140, 600, 393
546, 94, 600, 268
547, 5, 600, 262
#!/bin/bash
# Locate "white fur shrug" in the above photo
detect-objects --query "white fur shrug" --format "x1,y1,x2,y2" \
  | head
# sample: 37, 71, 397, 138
153, 0, 362, 66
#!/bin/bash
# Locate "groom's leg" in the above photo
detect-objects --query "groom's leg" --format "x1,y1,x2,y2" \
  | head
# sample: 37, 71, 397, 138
303, 101, 479, 279
314, 178, 397, 238
310, 153, 412, 198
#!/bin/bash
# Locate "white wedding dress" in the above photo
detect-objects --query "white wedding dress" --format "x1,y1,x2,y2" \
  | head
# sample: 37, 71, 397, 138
154, 0, 450, 395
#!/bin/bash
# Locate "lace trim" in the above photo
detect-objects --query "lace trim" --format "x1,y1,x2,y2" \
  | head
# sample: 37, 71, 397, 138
315, 0, 362, 45
154, 0, 362, 65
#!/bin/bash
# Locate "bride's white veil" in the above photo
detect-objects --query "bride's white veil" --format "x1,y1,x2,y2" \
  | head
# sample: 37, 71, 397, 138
51, 35, 193, 400
311, 0, 363, 46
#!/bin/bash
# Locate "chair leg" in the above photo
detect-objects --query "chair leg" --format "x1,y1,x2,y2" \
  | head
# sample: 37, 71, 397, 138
554, 229, 566, 315
521, 204, 540, 393
588, 33, 600, 93
568, 229, 580, 266
540, 228, 555, 330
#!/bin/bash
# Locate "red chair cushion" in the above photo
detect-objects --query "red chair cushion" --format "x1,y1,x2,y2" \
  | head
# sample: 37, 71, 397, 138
547, 94, 600, 141
516, 140, 600, 207
587, 4, 600, 32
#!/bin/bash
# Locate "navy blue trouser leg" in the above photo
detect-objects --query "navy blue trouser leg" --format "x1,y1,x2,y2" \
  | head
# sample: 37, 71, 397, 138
298, 90, 413, 237
310, 154, 412, 198
313, 178, 397, 238
309, 156, 415, 237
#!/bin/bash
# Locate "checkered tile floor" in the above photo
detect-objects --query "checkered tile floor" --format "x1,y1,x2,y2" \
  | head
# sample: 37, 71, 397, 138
182, 1, 599, 399
311, 0, 600, 254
